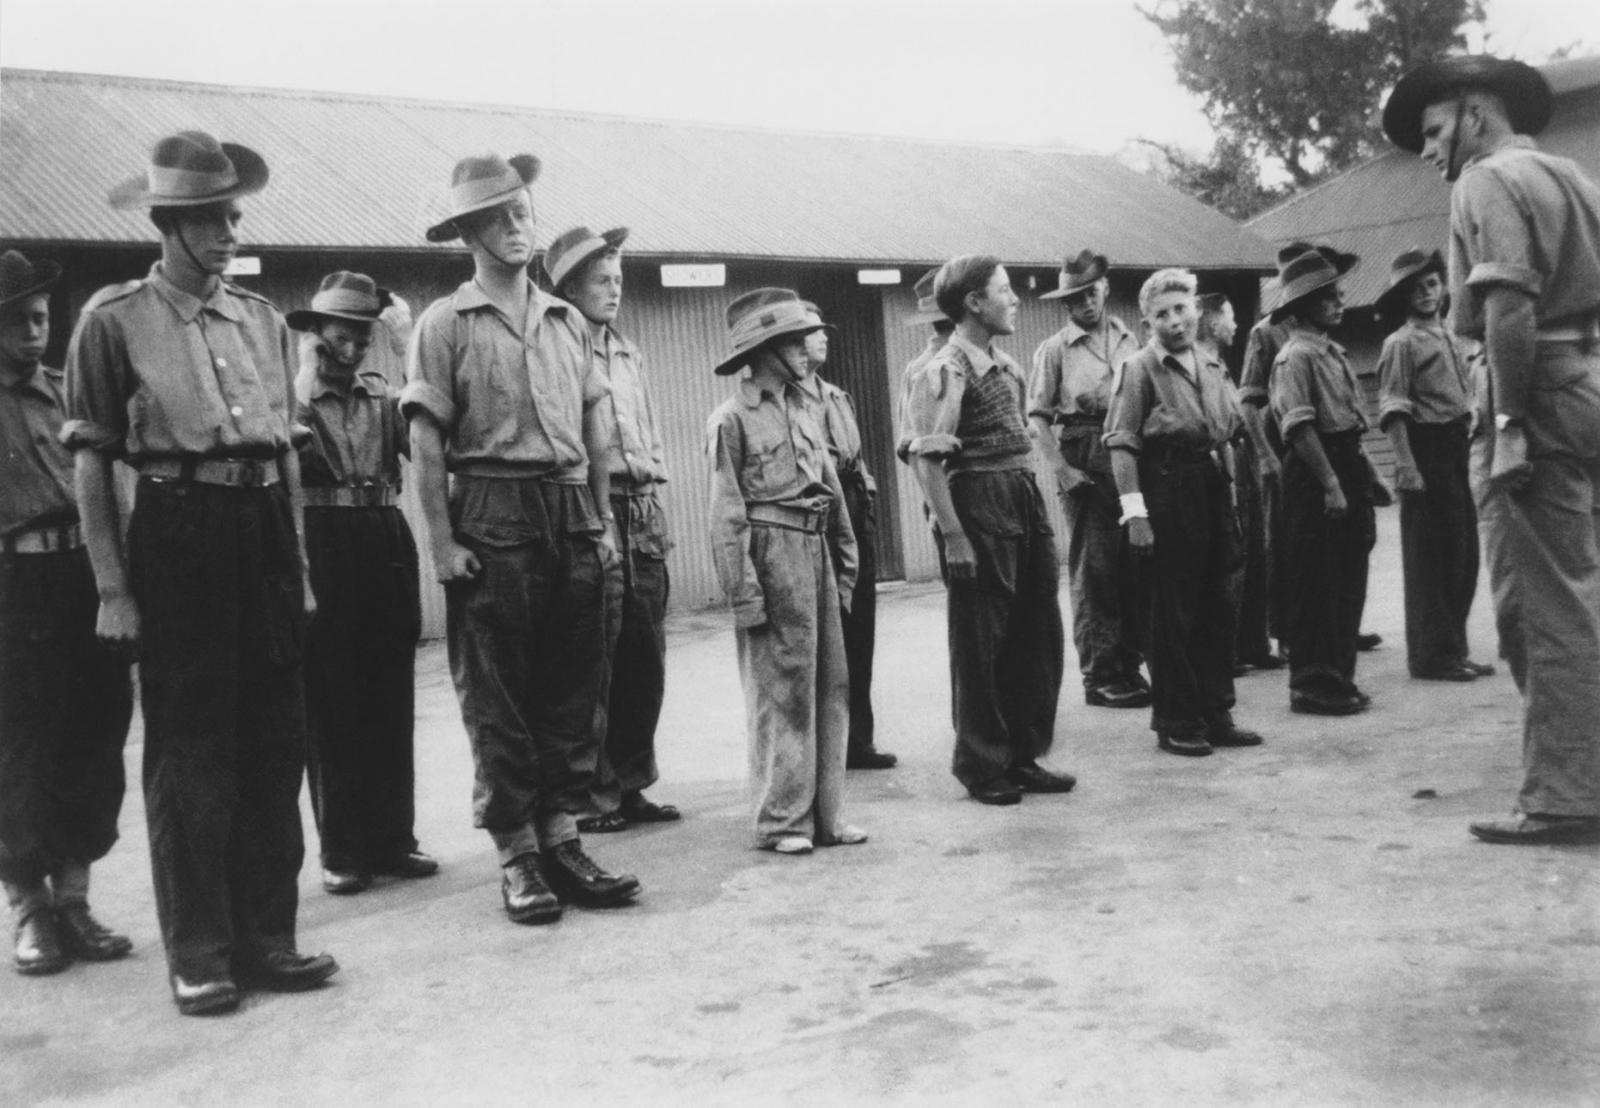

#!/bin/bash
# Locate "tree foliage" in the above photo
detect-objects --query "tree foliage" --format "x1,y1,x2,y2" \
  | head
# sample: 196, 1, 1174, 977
1142, 0, 1486, 190
1139, 136, 1291, 221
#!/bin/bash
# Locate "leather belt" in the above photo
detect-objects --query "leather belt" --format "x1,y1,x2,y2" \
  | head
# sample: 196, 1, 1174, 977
1537, 317, 1600, 344
303, 484, 399, 508
1053, 412, 1106, 427
747, 499, 829, 535
140, 457, 281, 487
2, 522, 83, 554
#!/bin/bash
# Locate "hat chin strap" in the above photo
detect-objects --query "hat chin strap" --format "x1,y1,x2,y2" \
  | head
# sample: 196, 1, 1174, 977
173, 223, 220, 285
1444, 97, 1467, 181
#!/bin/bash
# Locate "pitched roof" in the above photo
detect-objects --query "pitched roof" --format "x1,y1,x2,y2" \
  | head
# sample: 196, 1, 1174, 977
1248, 55, 1600, 307
0, 67, 1273, 271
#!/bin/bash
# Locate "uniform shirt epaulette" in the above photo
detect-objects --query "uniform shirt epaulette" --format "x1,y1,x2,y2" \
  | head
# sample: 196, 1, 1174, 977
79, 279, 144, 314
224, 281, 279, 309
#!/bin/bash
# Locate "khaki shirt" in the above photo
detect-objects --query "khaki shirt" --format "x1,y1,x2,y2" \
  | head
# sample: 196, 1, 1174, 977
1238, 316, 1291, 409
296, 362, 406, 488
401, 279, 606, 478
63, 264, 295, 461
706, 377, 857, 625
797, 373, 875, 492
593, 326, 668, 487
1270, 328, 1368, 440
895, 335, 947, 464
0, 363, 76, 535
901, 332, 1029, 461
1450, 137, 1600, 339
1376, 321, 1473, 428
1104, 341, 1241, 454
1027, 315, 1139, 421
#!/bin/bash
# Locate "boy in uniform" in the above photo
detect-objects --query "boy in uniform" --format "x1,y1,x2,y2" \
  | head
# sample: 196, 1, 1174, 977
1, 250, 134, 976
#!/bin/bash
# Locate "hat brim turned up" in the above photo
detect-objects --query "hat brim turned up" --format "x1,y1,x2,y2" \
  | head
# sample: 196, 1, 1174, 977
108, 143, 270, 211
1373, 252, 1447, 319
425, 155, 543, 244
0, 257, 63, 310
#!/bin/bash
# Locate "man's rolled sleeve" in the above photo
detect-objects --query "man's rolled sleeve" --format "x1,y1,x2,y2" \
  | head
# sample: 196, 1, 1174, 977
1238, 325, 1273, 408
1458, 170, 1544, 300
1026, 342, 1063, 423
61, 310, 129, 456
1270, 349, 1318, 441
903, 360, 965, 459
1375, 334, 1417, 428
401, 306, 458, 432
706, 417, 764, 627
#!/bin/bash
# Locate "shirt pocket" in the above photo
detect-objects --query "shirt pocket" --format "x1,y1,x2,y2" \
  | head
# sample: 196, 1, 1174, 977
740, 427, 798, 495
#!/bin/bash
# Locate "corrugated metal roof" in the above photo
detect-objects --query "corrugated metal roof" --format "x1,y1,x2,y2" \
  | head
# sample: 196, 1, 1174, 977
0, 67, 1274, 271
1248, 55, 1600, 307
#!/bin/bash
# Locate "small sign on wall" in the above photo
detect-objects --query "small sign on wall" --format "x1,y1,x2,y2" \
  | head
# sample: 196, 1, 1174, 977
661, 264, 726, 288
857, 269, 901, 285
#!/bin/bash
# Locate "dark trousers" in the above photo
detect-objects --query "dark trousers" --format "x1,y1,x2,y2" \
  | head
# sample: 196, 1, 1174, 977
1230, 434, 1274, 662
1136, 453, 1238, 735
591, 489, 670, 813
1399, 422, 1479, 676
445, 477, 609, 848
946, 468, 1065, 791
131, 479, 308, 979
0, 547, 132, 888
1056, 427, 1143, 688
1282, 433, 1376, 699
839, 471, 878, 754
304, 505, 421, 872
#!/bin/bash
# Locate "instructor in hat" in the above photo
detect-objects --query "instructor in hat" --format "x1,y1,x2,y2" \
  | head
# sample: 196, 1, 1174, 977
64, 131, 336, 1014
1384, 55, 1600, 845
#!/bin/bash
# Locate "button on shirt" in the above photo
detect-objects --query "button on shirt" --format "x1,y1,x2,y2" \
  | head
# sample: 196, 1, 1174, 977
1104, 341, 1241, 454
296, 363, 406, 488
400, 280, 606, 478
1376, 321, 1474, 427
62, 265, 295, 461
901, 332, 1030, 462
1270, 329, 1369, 440
797, 374, 875, 492
593, 327, 668, 487
1449, 137, 1600, 339
0, 364, 77, 535
1027, 315, 1139, 422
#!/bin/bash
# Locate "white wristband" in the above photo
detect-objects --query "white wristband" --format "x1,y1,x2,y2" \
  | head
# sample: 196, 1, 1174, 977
1118, 493, 1148, 525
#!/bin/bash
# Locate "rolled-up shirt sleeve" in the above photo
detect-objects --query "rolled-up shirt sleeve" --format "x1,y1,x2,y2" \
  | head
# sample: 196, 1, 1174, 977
61, 308, 130, 455
1238, 323, 1274, 408
1457, 171, 1543, 300
399, 302, 457, 433
1375, 331, 1417, 427
706, 412, 765, 627
903, 359, 965, 459
1270, 347, 1318, 440
1102, 354, 1152, 453
1026, 341, 1062, 423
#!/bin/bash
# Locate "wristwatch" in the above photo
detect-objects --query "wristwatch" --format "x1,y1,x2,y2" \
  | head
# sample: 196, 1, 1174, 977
1494, 414, 1524, 431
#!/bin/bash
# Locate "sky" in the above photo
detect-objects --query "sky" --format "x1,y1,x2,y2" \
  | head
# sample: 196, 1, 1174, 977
1, 0, 1596, 161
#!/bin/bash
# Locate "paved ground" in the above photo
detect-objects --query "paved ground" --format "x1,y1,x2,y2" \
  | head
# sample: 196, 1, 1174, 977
3, 508, 1598, 1107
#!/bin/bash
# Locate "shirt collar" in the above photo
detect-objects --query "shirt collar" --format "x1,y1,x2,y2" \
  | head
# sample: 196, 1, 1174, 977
1286, 324, 1345, 356
738, 374, 791, 409
146, 263, 242, 324
1464, 134, 1538, 171
452, 277, 569, 324
311, 367, 387, 401
947, 331, 1002, 377
0, 361, 53, 395
1062, 314, 1126, 348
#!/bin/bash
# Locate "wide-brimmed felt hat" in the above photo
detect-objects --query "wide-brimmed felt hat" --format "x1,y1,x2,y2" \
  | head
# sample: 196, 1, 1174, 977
1383, 54, 1552, 153
0, 250, 62, 310
1373, 248, 1447, 318
904, 268, 946, 326
425, 153, 542, 243
1040, 249, 1108, 300
544, 226, 628, 292
714, 288, 827, 376
1270, 250, 1346, 323
108, 130, 269, 211
286, 271, 394, 332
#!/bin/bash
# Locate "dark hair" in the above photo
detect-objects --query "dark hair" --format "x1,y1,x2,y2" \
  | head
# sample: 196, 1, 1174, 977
149, 206, 180, 234
934, 254, 1003, 321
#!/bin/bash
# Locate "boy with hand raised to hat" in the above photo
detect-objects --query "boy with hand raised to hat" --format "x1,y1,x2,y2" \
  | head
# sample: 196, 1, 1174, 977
403, 154, 641, 922
794, 300, 898, 771
64, 131, 336, 1015
289, 272, 437, 895
706, 288, 866, 854
0, 250, 135, 978
1028, 249, 1149, 711
1267, 250, 1385, 717
903, 256, 1072, 806
1384, 55, 1600, 844
1374, 248, 1491, 684
544, 226, 681, 833
1106, 270, 1263, 758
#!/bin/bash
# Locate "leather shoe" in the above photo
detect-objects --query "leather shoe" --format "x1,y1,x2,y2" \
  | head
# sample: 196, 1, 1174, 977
1468, 814, 1600, 846
543, 840, 641, 908
1085, 681, 1151, 709
1157, 731, 1214, 757
13, 909, 69, 976
1290, 691, 1368, 716
846, 747, 898, 770
1464, 660, 1497, 677
1412, 663, 1478, 682
55, 903, 132, 961
767, 836, 814, 854
235, 949, 340, 992
321, 867, 372, 895
372, 851, 439, 879
1241, 652, 1288, 671
1008, 762, 1077, 793
820, 825, 868, 846
968, 780, 1023, 806
501, 853, 562, 924
171, 973, 240, 1016
620, 792, 682, 822
1205, 713, 1264, 748
1357, 632, 1383, 651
